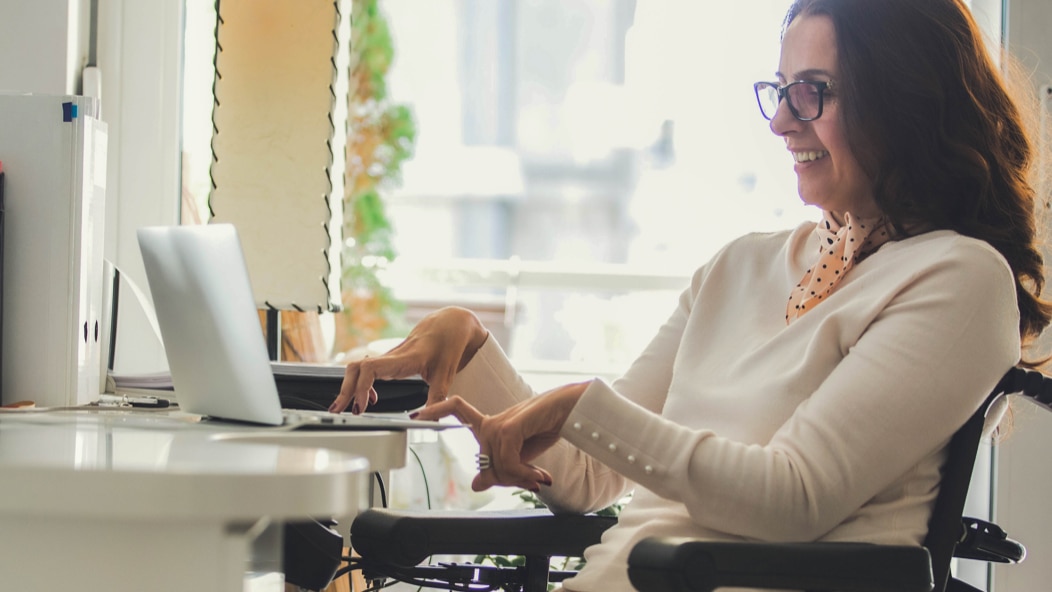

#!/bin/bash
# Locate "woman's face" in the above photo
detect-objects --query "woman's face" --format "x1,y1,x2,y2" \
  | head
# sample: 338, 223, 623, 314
771, 14, 879, 219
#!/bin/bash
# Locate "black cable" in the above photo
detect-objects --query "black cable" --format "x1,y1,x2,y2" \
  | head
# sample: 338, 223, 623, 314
361, 579, 401, 592
381, 565, 500, 591
374, 471, 388, 508
409, 446, 432, 510
353, 450, 442, 591
277, 394, 329, 410
332, 563, 359, 581
359, 570, 490, 592
332, 474, 387, 590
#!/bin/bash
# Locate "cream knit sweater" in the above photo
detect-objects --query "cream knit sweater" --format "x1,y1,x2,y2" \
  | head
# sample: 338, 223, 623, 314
449, 221, 1020, 591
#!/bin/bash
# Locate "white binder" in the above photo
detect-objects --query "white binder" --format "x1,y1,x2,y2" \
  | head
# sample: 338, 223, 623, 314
0, 94, 108, 407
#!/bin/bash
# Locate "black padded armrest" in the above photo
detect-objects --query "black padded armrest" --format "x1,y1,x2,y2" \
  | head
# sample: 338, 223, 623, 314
351, 508, 617, 567
627, 537, 934, 592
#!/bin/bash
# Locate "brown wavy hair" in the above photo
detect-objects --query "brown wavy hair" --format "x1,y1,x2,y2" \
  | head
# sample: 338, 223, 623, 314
785, 0, 1052, 347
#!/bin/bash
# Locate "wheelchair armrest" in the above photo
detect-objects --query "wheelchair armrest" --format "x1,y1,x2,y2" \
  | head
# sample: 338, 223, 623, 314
955, 517, 1026, 564
627, 537, 934, 592
350, 508, 617, 567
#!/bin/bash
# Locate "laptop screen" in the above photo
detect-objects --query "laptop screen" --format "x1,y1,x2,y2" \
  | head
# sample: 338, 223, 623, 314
137, 224, 284, 425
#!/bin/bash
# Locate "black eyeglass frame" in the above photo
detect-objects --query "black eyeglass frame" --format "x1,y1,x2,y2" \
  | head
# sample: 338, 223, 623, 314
753, 80, 834, 122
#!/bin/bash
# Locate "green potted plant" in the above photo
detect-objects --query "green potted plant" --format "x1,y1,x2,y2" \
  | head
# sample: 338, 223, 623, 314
333, 0, 417, 356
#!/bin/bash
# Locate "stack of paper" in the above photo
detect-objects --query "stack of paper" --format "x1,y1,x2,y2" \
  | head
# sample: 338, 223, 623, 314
107, 363, 427, 412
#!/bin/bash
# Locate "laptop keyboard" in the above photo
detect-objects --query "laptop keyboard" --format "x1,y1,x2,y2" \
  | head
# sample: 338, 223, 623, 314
282, 408, 362, 425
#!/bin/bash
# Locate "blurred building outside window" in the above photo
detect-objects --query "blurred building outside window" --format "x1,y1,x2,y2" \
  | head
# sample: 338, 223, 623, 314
374, 0, 812, 392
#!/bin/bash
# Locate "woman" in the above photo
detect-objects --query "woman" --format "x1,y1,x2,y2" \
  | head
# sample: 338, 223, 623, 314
331, 0, 1050, 589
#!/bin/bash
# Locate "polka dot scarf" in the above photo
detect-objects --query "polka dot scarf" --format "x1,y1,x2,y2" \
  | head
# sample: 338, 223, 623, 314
786, 211, 891, 324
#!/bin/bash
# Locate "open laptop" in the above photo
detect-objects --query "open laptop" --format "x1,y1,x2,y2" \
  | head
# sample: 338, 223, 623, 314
137, 223, 443, 430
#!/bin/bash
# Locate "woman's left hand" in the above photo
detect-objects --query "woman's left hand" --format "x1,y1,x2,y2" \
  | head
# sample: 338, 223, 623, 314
414, 381, 591, 492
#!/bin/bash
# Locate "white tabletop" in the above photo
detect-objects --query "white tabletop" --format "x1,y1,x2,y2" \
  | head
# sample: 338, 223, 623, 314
0, 409, 374, 592
0, 410, 369, 520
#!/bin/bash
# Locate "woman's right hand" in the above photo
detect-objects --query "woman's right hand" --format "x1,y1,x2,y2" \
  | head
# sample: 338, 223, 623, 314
329, 306, 490, 414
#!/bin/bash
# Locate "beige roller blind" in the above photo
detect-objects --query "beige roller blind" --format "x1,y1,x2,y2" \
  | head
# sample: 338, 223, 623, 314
209, 0, 349, 313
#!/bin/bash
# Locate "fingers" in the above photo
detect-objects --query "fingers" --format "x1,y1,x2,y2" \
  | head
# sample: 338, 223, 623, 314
412, 395, 485, 427
472, 469, 553, 493
473, 415, 553, 492
473, 434, 553, 493
414, 397, 556, 493
329, 366, 357, 413
423, 364, 457, 407
473, 462, 553, 493
330, 308, 488, 414
330, 353, 418, 413
330, 361, 367, 413
413, 337, 465, 407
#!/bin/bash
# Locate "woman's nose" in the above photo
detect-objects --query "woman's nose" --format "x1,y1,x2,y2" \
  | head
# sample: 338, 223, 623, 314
769, 98, 801, 137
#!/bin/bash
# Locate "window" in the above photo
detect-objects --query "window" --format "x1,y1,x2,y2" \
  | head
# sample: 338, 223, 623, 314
373, 0, 811, 385
181, 0, 814, 383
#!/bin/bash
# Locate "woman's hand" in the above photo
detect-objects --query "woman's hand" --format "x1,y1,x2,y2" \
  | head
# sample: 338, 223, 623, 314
414, 381, 591, 492
330, 307, 489, 414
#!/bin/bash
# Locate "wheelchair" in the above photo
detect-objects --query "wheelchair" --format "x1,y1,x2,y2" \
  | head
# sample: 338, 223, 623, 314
344, 366, 1048, 592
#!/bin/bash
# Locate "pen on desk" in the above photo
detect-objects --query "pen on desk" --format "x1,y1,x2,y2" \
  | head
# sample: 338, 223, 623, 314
99, 393, 171, 408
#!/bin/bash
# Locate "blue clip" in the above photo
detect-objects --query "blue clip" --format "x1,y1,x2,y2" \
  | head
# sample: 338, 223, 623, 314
61, 102, 78, 122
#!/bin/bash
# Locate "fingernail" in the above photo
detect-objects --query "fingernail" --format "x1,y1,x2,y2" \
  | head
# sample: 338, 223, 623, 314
409, 411, 419, 419
541, 477, 553, 487
529, 486, 541, 493
351, 402, 360, 415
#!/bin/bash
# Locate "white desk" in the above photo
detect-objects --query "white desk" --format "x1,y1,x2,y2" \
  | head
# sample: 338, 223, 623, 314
0, 410, 371, 592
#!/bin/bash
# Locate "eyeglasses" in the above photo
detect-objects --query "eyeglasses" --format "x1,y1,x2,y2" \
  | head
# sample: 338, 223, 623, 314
753, 80, 834, 122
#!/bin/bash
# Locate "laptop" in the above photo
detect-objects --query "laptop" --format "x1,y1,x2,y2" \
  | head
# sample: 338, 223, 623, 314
136, 223, 444, 430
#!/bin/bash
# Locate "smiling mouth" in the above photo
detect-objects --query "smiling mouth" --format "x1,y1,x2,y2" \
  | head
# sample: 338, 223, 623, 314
793, 150, 829, 163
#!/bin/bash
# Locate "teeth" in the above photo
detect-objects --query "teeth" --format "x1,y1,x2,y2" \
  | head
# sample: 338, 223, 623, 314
794, 150, 829, 163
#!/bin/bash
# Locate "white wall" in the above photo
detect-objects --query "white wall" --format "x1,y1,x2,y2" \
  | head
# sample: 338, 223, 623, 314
0, 0, 182, 375
0, 0, 88, 94
994, 3, 1052, 591
94, 0, 183, 373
